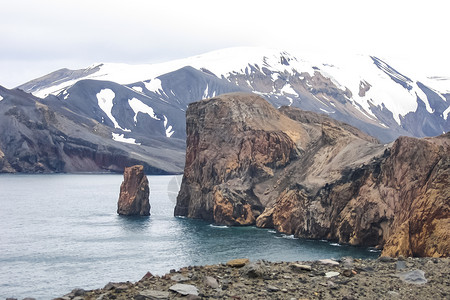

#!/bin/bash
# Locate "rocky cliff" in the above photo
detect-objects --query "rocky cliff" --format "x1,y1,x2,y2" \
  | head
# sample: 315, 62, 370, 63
175, 93, 449, 257
117, 165, 150, 216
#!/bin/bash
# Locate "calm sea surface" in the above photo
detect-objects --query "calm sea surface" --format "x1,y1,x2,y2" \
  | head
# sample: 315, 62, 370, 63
0, 174, 379, 299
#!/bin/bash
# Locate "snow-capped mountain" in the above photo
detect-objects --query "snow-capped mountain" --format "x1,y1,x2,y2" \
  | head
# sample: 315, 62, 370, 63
17, 47, 450, 145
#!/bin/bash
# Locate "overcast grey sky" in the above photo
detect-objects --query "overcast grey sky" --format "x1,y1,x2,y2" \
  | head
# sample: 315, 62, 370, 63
0, 0, 448, 88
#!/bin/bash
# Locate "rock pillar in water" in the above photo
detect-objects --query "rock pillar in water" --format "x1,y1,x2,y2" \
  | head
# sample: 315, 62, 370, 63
117, 165, 150, 216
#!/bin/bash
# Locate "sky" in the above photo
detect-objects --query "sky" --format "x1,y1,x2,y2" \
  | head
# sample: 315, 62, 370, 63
0, 0, 448, 88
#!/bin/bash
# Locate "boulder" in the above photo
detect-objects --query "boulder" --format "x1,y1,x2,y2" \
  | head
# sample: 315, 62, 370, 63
398, 269, 427, 284
204, 276, 219, 288
226, 258, 249, 268
169, 283, 199, 296
117, 165, 150, 216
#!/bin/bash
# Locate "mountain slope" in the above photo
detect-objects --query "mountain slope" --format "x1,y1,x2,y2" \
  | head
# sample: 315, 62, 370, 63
18, 47, 450, 143
0, 85, 184, 173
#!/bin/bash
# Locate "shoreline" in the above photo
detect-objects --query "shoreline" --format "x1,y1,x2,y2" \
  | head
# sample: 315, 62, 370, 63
51, 256, 449, 300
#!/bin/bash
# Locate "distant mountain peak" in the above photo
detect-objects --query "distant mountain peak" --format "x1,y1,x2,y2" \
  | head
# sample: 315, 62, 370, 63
14, 47, 450, 144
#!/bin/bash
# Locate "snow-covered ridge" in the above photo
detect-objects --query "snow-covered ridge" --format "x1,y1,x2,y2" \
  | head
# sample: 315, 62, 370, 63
29, 47, 449, 126
422, 76, 450, 94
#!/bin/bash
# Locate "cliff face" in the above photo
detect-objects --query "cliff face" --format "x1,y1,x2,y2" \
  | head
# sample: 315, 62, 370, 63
379, 135, 449, 257
176, 93, 450, 257
174, 93, 302, 225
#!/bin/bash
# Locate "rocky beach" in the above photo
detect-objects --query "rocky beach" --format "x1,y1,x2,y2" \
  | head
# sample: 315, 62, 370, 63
47, 256, 449, 300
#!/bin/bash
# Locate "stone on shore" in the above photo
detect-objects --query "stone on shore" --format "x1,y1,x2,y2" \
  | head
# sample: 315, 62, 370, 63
58, 257, 449, 300
204, 276, 219, 288
226, 258, 249, 268
319, 259, 340, 266
117, 165, 150, 216
138, 290, 169, 299
291, 263, 312, 272
169, 283, 199, 296
398, 269, 428, 284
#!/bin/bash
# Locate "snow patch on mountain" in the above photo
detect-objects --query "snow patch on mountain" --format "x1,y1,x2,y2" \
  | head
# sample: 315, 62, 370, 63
112, 133, 140, 145
203, 84, 209, 99
96, 89, 130, 131
0, 95, 3, 102
163, 115, 175, 138
443, 105, 450, 121
280, 84, 298, 96
63, 91, 69, 100
144, 78, 163, 93
128, 97, 160, 122
132, 86, 143, 93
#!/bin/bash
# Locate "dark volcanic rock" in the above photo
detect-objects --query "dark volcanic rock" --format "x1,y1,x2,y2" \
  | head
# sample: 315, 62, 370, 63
117, 165, 150, 216
176, 92, 450, 257
0, 85, 184, 174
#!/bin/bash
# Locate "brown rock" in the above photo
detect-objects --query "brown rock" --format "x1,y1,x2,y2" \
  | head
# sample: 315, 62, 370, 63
380, 135, 450, 257
226, 258, 249, 268
117, 165, 150, 216
175, 93, 301, 225
175, 92, 450, 257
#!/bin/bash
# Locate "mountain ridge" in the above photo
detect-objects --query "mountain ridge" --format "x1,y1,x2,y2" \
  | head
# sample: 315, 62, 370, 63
2, 47, 449, 173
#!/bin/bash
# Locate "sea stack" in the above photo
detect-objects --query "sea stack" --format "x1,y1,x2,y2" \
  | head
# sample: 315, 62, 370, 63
117, 165, 150, 216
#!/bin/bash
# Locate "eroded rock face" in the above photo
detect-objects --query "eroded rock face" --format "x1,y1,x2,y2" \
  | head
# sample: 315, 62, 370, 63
174, 93, 301, 225
176, 92, 450, 257
117, 165, 150, 216
380, 135, 450, 257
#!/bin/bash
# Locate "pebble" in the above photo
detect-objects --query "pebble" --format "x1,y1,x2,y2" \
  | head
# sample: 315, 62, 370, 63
342, 257, 354, 268
170, 274, 189, 282
342, 269, 354, 277
291, 263, 312, 272
319, 258, 340, 266
267, 284, 280, 292
138, 290, 169, 299
325, 271, 340, 278
387, 290, 400, 297
204, 276, 219, 288
396, 260, 406, 270
379, 256, 396, 262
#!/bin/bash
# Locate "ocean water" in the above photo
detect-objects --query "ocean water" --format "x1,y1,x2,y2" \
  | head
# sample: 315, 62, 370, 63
0, 174, 379, 299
